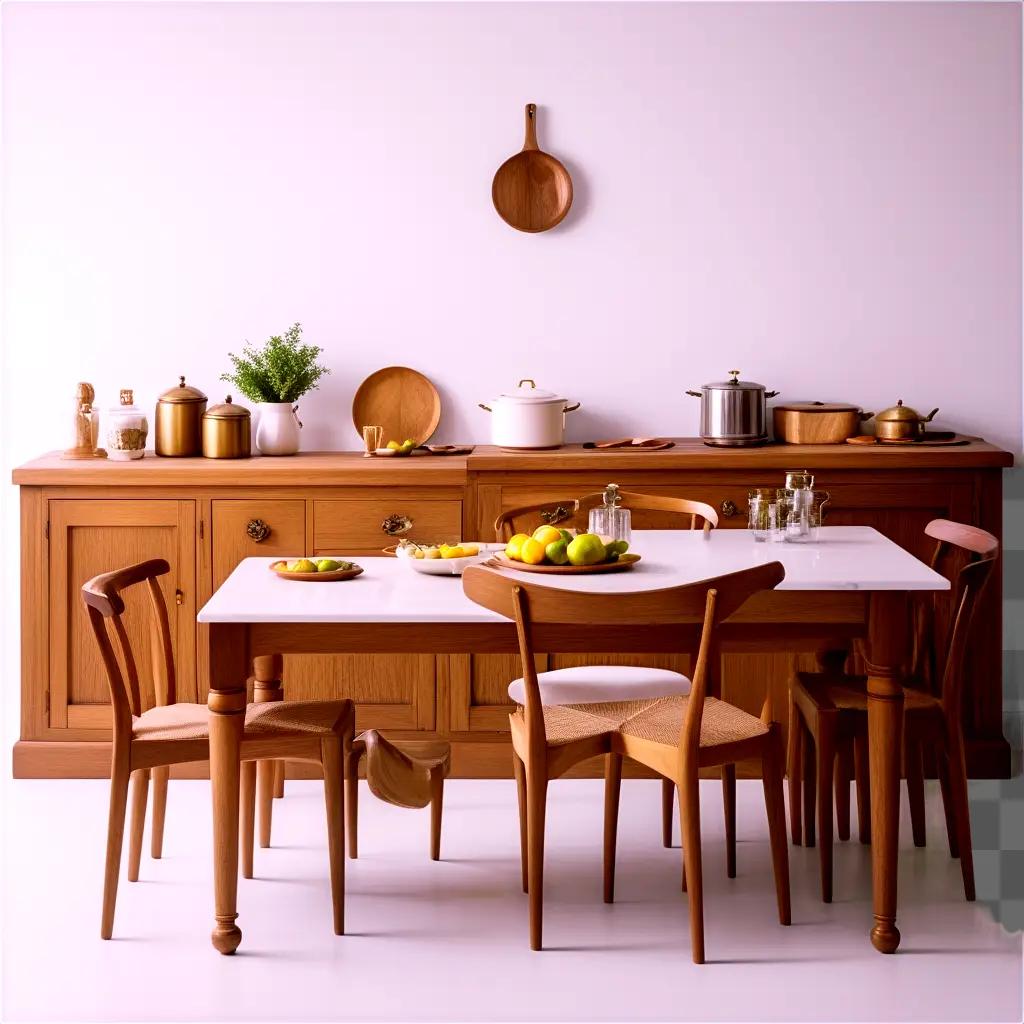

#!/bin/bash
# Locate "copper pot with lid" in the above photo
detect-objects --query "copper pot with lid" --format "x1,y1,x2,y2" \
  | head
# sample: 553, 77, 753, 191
874, 400, 939, 442
155, 376, 207, 456
202, 395, 251, 459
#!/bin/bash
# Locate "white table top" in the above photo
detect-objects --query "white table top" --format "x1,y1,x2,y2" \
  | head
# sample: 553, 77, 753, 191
198, 527, 948, 625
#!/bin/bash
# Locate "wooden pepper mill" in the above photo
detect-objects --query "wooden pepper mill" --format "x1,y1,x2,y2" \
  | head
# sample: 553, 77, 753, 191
63, 382, 107, 460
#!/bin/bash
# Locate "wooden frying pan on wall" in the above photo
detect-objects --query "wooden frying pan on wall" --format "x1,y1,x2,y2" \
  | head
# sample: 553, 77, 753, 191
492, 104, 573, 232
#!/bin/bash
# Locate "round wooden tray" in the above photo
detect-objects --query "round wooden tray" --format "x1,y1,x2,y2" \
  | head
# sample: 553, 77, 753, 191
489, 553, 641, 575
352, 367, 441, 447
269, 560, 364, 583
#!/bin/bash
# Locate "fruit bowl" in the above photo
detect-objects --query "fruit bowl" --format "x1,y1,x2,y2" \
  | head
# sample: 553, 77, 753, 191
396, 542, 503, 576
269, 558, 364, 582
490, 553, 641, 575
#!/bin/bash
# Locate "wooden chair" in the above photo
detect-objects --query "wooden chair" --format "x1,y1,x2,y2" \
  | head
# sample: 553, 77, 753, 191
494, 491, 720, 852
83, 558, 354, 939
345, 731, 450, 861
788, 519, 998, 903
463, 561, 791, 962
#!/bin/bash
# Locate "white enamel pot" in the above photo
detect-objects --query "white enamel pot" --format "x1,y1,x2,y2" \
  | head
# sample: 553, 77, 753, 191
479, 379, 580, 450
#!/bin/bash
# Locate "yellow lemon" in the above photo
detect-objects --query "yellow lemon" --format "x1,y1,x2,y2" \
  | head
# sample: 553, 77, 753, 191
532, 525, 563, 547
460, 544, 480, 556
520, 537, 546, 565
441, 545, 465, 559
505, 533, 530, 561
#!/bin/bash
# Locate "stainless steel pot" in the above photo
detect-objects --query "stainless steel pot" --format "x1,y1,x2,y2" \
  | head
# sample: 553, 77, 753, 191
686, 370, 778, 447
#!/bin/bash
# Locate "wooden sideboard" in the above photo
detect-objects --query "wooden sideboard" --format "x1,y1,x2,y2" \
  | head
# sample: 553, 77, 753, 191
13, 441, 1014, 779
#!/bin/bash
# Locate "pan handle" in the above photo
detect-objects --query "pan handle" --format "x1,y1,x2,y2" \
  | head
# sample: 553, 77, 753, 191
523, 103, 539, 151
478, 403, 493, 413
563, 402, 581, 413
685, 390, 703, 399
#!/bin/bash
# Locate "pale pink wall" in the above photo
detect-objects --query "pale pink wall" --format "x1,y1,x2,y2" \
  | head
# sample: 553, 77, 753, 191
2, 0, 1021, 460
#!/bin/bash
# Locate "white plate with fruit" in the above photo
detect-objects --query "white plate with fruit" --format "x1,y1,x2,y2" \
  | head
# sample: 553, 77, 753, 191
495, 526, 638, 574
270, 558, 364, 582
396, 541, 503, 575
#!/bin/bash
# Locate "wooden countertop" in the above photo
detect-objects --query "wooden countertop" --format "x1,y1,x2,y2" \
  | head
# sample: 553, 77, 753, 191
12, 439, 1013, 485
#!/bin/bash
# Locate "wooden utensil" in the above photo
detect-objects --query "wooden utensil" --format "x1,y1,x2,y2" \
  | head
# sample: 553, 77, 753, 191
491, 104, 573, 233
351, 367, 441, 447
846, 432, 974, 448
269, 560, 364, 582
583, 438, 675, 450
488, 553, 641, 575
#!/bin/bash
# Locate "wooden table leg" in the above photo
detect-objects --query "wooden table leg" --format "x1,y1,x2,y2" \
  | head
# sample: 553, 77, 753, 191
208, 623, 249, 955
253, 655, 284, 849
865, 592, 908, 955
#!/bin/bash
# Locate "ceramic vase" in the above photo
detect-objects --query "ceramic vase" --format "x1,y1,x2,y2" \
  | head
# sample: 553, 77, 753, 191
256, 402, 302, 456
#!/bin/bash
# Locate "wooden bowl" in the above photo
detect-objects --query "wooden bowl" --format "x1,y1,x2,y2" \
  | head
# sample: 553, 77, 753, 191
488, 553, 640, 575
269, 560, 364, 582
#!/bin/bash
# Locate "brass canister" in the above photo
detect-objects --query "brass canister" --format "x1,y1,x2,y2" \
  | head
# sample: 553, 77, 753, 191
155, 376, 207, 456
202, 396, 251, 458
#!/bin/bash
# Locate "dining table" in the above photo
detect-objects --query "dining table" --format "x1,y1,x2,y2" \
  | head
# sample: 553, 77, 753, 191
197, 526, 949, 956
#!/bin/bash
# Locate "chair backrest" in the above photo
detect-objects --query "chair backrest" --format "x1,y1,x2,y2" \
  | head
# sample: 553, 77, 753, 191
81, 559, 177, 736
494, 491, 719, 541
912, 519, 998, 722
463, 560, 784, 759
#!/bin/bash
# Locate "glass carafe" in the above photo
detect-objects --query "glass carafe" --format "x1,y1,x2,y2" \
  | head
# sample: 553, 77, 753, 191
588, 482, 632, 543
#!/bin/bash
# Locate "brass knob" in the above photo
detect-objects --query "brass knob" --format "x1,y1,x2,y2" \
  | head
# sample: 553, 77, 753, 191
175, 589, 184, 606
381, 514, 413, 536
247, 519, 271, 543
720, 499, 739, 518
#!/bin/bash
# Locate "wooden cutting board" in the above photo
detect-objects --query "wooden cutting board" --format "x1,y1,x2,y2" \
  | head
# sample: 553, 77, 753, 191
351, 367, 441, 447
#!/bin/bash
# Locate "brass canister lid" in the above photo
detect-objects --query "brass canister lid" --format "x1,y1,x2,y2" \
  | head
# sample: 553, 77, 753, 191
204, 395, 249, 420
158, 376, 207, 404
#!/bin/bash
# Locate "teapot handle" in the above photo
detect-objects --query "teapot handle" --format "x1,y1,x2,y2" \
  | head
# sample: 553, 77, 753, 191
923, 407, 939, 423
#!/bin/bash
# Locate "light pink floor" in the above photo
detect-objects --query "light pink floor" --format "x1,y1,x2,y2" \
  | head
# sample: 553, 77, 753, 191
2, 777, 1021, 1022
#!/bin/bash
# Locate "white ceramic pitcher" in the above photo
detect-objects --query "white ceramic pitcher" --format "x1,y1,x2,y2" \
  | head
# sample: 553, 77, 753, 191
256, 402, 302, 456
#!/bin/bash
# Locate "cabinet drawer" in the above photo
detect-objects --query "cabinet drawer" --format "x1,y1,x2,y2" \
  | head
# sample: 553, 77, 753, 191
313, 499, 462, 552
212, 499, 306, 589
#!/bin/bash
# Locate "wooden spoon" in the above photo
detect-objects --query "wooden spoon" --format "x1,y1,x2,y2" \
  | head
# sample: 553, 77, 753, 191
492, 104, 573, 233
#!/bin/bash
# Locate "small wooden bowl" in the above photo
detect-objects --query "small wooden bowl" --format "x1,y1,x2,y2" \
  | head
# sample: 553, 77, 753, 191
269, 560, 364, 582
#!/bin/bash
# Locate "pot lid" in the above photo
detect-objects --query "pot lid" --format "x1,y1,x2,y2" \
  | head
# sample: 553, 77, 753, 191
877, 399, 923, 422
774, 401, 860, 413
204, 395, 250, 420
496, 378, 566, 404
158, 375, 207, 404
703, 369, 766, 391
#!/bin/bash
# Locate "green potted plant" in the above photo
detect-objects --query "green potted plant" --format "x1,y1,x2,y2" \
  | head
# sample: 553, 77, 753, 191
221, 323, 330, 455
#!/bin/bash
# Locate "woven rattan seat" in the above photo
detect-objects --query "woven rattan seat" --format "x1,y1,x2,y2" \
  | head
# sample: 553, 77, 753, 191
132, 700, 353, 743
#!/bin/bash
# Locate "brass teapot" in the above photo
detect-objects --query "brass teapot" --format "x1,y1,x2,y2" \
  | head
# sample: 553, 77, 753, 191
874, 400, 939, 442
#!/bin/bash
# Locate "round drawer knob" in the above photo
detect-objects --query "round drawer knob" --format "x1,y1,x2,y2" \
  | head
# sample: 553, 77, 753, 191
247, 519, 271, 543
381, 514, 413, 536
720, 500, 739, 519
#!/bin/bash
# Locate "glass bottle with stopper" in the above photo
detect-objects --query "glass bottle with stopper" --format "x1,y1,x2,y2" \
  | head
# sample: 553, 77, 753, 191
588, 483, 632, 544
106, 389, 149, 460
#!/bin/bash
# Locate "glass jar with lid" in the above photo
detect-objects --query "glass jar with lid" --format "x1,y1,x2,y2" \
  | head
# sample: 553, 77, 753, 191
588, 483, 632, 543
105, 389, 149, 460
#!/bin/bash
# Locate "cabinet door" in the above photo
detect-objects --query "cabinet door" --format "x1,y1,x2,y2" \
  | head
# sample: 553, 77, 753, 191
48, 500, 196, 734
209, 498, 435, 731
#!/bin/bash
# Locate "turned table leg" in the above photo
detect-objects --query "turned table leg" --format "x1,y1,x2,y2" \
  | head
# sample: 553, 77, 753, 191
865, 592, 908, 954
253, 654, 284, 848
208, 623, 249, 955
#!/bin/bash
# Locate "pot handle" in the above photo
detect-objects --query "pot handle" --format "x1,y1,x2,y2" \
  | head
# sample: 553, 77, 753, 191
563, 402, 581, 413
478, 404, 493, 413
765, 390, 780, 399
859, 410, 875, 422
685, 391, 703, 398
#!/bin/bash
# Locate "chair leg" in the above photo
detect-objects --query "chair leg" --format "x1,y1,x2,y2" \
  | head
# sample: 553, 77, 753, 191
150, 766, 169, 859
679, 771, 704, 964
835, 739, 852, 842
816, 715, 836, 903
787, 698, 804, 846
937, 749, 960, 858
603, 752, 622, 903
127, 768, 150, 883
946, 733, 976, 901
100, 749, 131, 940
321, 736, 346, 935
762, 728, 792, 926
240, 760, 257, 879
525, 764, 548, 951
429, 770, 444, 861
345, 739, 363, 860
275, 760, 286, 799
905, 734, 927, 849
661, 777, 675, 848
802, 722, 817, 848
257, 759, 276, 849
513, 751, 528, 893
722, 763, 736, 879
854, 732, 871, 844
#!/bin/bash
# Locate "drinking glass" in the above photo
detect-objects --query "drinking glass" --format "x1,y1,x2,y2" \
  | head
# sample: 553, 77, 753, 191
362, 424, 383, 456
747, 489, 774, 542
